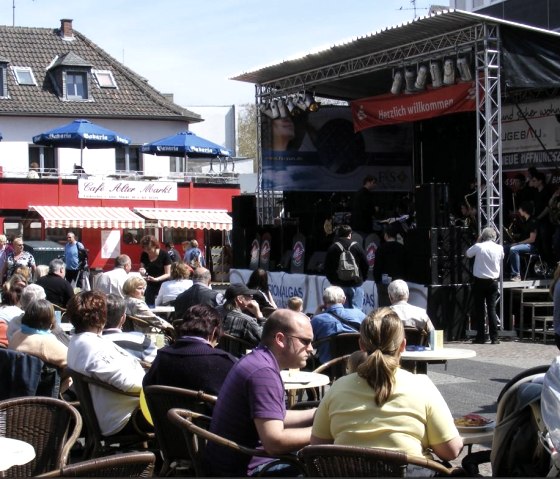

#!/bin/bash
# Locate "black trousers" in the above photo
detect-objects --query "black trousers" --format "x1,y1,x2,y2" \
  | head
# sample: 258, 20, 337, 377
473, 277, 499, 340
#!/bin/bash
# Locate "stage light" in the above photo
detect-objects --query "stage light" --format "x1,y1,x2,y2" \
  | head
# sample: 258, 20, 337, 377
404, 68, 416, 93
260, 101, 279, 119
414, 65, 428, 90
277, 99, 288, 118
390, 70, 403, 95
294, 94, 308, 111
304, 92, 320, 112
457, 56, 472, 82
286, 97, 300, 116
443, 59, 456, 85
430, 61, 442, 88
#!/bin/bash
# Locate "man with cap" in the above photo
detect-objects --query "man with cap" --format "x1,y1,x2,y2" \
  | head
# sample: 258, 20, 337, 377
219, 283, 266, 347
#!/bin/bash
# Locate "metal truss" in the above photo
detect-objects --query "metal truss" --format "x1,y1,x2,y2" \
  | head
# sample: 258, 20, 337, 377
256, 25, 485, 100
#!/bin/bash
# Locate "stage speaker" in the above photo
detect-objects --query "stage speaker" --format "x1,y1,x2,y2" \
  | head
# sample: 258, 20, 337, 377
415, 183, 450, 228
232, 195, 257, 229
427, 285, 472, 340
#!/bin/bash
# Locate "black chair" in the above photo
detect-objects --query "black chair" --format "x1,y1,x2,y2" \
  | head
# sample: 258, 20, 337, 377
311, 333, 360, 370
69, 369, 153, 459
217, 333, 255, 358
143, 385, 217, 476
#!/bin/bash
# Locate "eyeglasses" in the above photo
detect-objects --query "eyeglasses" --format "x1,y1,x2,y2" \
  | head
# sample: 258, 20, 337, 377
287, 335, 313, 347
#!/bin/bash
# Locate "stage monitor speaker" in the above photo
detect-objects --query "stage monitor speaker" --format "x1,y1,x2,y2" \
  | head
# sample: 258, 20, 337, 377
415, 183, 450, 228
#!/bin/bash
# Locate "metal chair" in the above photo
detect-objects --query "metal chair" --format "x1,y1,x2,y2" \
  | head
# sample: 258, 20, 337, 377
0, 396, 82, 477
311, 333, 360, 369
68, 369, 153, 459
143, 385, 217, 476
167, 408, 305, 477
301, 355, 351, 402
36, 451, 156, 477
124, 314, 176, 343
298, 444, 459, 477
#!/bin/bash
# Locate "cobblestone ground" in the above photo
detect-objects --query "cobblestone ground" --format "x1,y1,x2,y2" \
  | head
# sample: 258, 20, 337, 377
431, 338, 559, 476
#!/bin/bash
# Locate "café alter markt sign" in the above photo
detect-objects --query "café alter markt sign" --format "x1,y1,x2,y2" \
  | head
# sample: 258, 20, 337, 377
78, 179, 177, 201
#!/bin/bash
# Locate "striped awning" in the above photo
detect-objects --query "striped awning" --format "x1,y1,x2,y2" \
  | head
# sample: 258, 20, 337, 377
134, 208, 232, 231
31, 206, 145, 229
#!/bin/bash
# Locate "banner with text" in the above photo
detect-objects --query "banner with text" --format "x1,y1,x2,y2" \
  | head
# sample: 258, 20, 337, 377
78, 179, 177, 201
351, 81, 476, 131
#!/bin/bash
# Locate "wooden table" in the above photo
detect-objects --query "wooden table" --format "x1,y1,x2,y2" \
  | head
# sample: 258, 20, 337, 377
0, 437, 36, 471
401, 348, 476, 374
281, 370, 330, 407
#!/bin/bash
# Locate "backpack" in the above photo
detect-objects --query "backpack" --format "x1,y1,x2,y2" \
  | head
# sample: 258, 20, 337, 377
189, 249, 201, 268
335, 241, 360, 281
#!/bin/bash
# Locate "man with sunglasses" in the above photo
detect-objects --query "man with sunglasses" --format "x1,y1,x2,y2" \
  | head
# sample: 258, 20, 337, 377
206, 309, 315, 477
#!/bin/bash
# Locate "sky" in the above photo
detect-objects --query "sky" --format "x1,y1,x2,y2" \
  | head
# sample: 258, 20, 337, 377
6, 0, 437, 108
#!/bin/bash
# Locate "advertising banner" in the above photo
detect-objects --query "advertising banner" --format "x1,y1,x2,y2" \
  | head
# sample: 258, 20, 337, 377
261, 105, 412, 192
350, 81, 476, 131
501, 98, 560, 184
78, 179, 177, 201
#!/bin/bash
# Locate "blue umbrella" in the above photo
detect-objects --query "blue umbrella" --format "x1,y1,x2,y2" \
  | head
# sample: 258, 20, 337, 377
33, 119, 131, 166
141, 130, 231, 158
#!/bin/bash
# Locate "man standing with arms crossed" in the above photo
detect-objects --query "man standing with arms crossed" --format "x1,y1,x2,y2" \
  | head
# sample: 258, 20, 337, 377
466, 227, 504, 344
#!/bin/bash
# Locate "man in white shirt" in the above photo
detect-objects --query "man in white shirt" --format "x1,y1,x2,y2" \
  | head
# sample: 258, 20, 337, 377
95, 255, 132, 298
466, 227, 504, 345
388, 279, 435, 333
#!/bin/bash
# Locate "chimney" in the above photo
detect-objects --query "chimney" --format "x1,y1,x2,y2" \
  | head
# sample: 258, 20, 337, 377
60, 19, 74, 39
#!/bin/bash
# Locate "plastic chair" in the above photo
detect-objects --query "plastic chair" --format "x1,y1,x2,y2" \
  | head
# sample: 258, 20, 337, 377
298, 444, 460, 477
0, 396, 82, 477
36, 451, 156, 477
68, 369, 153, 459
167, 408, 305, 477
143, 385, 217, 476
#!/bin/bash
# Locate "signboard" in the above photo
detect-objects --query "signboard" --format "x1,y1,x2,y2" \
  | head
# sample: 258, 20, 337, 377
261, 105, 412, 192
78, 179, 177, 201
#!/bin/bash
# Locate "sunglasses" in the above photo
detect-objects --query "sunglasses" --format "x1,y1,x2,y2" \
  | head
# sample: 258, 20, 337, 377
287, 335, 313, 347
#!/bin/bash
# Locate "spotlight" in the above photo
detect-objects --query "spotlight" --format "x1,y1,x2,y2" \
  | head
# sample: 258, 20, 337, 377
430, 61, 442, 88
304, 92, 319, 112
294, 94, 308, 111
277, 99, 288, 118
270, 99, 280, 118
404, 68, 416, 93
390, 71, 403, 95
457, 56, 472, 82
443, 59, 455, 85
260, 101, 279, 119
286, 97, 301, 116
414, 65, 428, 90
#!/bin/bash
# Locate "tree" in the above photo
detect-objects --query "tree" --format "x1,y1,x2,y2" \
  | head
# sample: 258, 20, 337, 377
237, 103, 257, 167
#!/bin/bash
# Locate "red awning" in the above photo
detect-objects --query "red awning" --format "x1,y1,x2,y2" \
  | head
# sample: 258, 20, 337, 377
134, 208, 232, 231
31, 206, 145, 229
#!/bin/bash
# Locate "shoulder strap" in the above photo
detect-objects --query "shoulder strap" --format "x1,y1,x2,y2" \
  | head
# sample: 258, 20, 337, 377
328, 309, 360, 331
335, 241, 346, 252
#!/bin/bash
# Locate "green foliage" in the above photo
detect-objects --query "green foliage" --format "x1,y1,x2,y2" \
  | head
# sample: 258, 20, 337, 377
237, 103, 257, 164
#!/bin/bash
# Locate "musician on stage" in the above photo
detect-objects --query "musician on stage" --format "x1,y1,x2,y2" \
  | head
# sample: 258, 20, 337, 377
503, 201, 537, 282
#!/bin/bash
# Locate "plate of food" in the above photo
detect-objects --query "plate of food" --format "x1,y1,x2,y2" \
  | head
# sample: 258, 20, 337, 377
454, 413, 495, 432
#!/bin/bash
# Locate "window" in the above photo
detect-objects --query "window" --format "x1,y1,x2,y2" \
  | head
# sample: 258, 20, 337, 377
12, 66, 36, 85
116, 146, 141, 173
0, 65, 7, 98
66, 72, 87, 99
93, 70, 117, 88
29, 145, 57, 174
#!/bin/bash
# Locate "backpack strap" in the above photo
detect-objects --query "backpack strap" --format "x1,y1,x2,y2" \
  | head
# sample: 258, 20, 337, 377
327, 309, 360, 331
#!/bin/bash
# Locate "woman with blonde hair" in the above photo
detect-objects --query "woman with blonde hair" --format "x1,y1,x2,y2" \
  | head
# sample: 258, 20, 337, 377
155, 261, 193, 306
311, 307, 462, 475
123, 276, 172, 334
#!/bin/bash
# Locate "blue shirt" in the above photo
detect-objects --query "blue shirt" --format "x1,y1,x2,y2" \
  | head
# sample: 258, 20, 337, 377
311, 304, 365, 363
64, 242, 80, 270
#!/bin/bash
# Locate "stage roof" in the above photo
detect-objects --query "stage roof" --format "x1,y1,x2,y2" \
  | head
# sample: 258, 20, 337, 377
232, 10, 560, 101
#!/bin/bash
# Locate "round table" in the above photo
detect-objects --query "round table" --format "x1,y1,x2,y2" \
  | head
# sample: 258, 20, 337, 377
0, 437, 36, 471
281, 370, 330, 407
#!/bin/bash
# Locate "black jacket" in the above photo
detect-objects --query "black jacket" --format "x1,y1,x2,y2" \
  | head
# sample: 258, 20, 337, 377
324, 237, 369, 286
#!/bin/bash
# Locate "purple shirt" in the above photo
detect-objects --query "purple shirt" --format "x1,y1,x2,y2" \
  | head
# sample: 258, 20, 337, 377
205, 346, 286, 476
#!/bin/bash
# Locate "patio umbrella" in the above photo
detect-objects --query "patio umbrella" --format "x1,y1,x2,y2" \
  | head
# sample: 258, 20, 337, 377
141, 130, 231, 173
32, 119, 131, 166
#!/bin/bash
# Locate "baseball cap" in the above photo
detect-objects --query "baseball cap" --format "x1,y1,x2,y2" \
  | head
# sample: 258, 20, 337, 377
225, 283, 258, 301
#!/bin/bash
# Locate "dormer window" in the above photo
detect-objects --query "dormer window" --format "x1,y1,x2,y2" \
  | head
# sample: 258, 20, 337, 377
66, 71, 87, 99
12, 66, 36, 85
0, 60, 8, 98
93, 70, 117, 89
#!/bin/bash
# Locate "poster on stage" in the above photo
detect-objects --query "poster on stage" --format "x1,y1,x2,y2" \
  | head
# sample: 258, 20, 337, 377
261, 105, 412, 192
501, 97, 560, 184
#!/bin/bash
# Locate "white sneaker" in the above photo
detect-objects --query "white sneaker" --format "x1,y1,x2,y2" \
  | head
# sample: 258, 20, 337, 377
511, 275, 521, 282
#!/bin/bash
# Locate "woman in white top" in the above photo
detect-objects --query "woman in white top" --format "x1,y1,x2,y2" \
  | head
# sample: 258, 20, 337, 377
155, 262, 193, 306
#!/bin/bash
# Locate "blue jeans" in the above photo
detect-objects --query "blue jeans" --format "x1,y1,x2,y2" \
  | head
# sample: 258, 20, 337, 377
504, 243, 535, 277
341, 285, 365, 309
